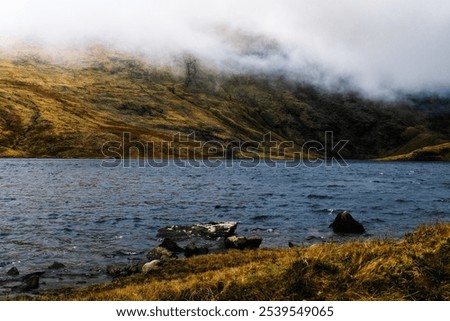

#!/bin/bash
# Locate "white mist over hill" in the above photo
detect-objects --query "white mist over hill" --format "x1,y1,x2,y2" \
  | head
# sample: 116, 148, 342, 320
1, 0, 450, 97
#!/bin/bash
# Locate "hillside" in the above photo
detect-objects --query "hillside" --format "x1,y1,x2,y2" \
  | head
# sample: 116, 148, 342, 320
379, 142, 450, 161
1, 48, 449, 160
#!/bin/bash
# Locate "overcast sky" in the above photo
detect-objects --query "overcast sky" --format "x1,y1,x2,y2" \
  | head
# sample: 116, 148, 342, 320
1, 0, 450, 96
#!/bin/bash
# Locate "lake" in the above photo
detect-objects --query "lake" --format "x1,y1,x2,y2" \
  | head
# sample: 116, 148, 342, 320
0, 159, 449, 295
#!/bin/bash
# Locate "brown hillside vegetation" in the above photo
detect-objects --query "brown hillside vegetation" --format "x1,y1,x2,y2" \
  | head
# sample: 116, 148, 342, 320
29, 223, 450, 301
1, 47, 449, 159
379, 142, 450, 161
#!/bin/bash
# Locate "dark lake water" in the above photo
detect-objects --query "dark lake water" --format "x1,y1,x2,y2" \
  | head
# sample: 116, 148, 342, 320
0, 159, 449, 295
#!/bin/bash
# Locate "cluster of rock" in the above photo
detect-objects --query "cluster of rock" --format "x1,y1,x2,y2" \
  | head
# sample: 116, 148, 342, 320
3, 261, 66, 293
156, 221, 238, 240
107, 221, 263, 278
106, 215, 366, 278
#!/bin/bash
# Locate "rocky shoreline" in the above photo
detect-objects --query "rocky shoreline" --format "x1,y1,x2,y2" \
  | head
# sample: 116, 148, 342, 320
106, 221, 264, 278
1, 211, 365, 297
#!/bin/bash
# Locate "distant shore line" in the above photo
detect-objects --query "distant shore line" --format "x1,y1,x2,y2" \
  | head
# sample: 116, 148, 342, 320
2, 141, 449, 162
1, 155, 449, 162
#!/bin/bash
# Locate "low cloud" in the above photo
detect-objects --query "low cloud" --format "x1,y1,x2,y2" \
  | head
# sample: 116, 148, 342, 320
1, 0, 450, 97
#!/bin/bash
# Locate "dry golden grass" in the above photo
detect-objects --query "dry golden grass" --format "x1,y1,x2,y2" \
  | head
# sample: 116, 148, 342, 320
30, 223, 450, 301
379, 142, 450, 161
0, 51, 299, 158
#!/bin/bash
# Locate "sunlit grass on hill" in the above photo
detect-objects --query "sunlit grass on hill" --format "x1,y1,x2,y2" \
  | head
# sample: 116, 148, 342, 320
1, 47, 449, 160
29, 223, 450, 301
379, 142, 450, 161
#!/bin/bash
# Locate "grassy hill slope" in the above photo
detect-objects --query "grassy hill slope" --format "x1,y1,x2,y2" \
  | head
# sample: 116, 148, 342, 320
379, 142, 450, 161
1, 48, 449, 159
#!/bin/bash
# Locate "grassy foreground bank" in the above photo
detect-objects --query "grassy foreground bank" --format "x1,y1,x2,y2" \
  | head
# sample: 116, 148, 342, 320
34, 223, 450, 301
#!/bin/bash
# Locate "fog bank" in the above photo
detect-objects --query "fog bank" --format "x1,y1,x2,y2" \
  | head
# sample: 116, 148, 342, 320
1, 0, 450, 97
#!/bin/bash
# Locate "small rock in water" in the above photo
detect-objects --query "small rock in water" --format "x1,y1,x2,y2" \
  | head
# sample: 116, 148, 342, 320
184, 243, 209, 258
246, 236, 263, 249
329, 211, 365, 234
18, 271, 45, 291
225, 236, 246, 249
147, 246, 177, 261
160, 238, 184, 253
48, 261, 66, 270
7, 267, 20, 276
225, 235, 263, 250
142, 260, 161, 273
106, 262, 144, 278
288, 241, 298, 248
106, 264, 130, 278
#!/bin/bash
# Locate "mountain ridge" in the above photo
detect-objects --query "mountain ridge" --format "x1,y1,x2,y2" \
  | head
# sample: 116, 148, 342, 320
1, 49, 449, 160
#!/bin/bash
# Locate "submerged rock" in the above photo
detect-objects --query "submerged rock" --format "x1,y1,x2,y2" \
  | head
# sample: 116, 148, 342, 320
48, 261, 66, 270
225, 235, 263, 250
6, 267, 19, 276
329, 211, 365, 234
157, 222, 237, 240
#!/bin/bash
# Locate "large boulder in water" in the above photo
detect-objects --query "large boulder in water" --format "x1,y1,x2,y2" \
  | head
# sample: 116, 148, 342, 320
329, 211, 365, 234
